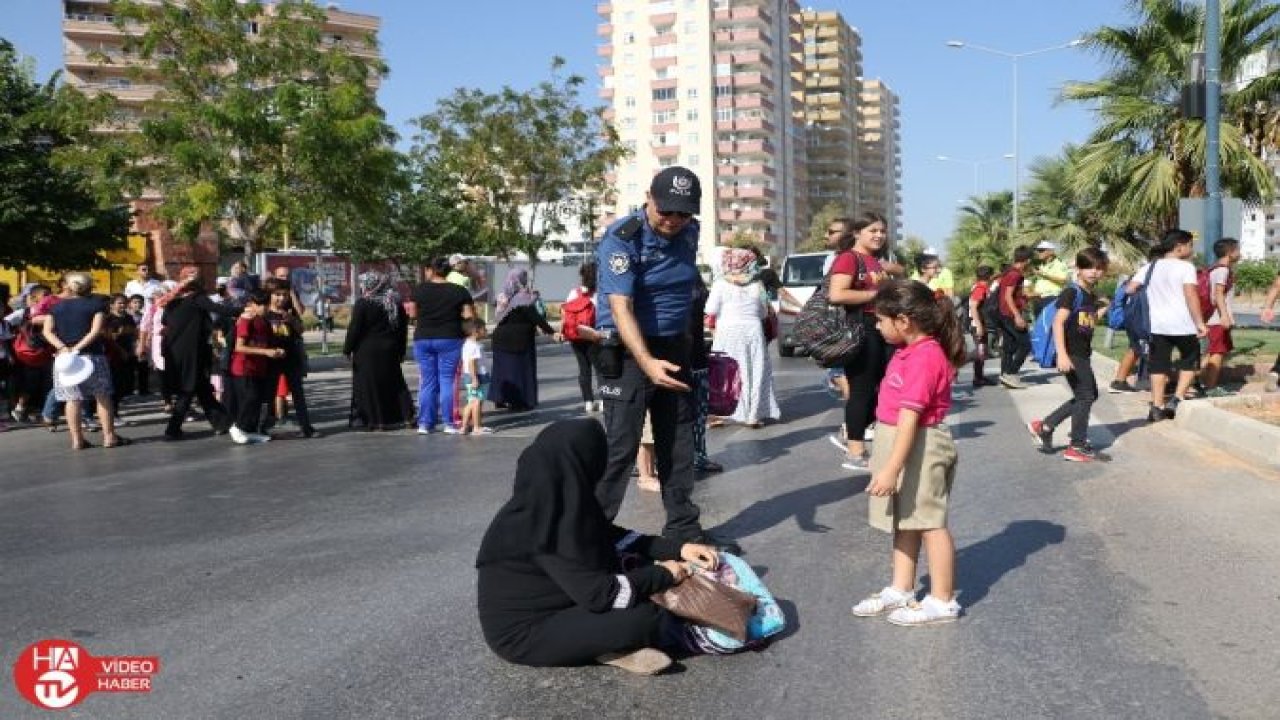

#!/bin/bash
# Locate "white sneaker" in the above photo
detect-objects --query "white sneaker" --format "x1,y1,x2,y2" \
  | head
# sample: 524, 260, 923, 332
229, 426, 251, 445
442, 425, 463, 435
841, 454, 870, 473
470, 426, 495, 435
827, 433, 847, 454
1000, 374, 1027, 390
584, 401, 594, 414
852, 586, 915, 617
863, 425, 875, 442
417, 425, 431, 435
887, 595, 962, 626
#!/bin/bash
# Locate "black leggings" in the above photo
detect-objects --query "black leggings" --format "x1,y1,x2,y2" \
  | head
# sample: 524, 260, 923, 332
570, 341, 596, 403
843, 315, 892, 445
999, 317, 1031, 375
496, 603, 667, 667
1044, 354, 1097, 445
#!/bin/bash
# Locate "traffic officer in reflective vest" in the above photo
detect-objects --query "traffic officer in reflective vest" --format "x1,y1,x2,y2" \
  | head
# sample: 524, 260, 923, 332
593, 166, 740, 555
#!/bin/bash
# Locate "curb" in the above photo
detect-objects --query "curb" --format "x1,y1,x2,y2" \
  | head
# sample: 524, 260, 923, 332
1093, 350, 1280, 468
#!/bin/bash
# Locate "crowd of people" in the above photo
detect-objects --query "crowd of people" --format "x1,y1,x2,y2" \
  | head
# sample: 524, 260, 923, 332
1, 164, 1269, 678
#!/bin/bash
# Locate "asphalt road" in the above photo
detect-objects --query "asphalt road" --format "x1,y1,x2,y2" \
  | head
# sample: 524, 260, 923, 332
1, 346, 1278, 719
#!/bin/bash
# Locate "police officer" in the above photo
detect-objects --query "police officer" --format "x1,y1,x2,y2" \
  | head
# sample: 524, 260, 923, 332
594, 167, 740, 555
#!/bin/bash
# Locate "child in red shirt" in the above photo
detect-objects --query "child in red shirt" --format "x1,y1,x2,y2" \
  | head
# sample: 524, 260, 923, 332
851, 279, 968, 627
967, 265, 994, 387
229, 291, 284, 445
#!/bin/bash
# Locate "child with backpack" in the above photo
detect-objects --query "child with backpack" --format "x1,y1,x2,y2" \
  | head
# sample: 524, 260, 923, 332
966, 266, 994, 387
1198, 238, 1240, 396
851, 279, 966, 626
228, 291, 284, 445
996, 247, 1034, 389
562, 262, 600, 414
1027, 248, 1110, 462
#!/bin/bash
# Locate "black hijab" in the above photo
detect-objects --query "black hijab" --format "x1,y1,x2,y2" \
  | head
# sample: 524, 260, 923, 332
475, 420, 617, 571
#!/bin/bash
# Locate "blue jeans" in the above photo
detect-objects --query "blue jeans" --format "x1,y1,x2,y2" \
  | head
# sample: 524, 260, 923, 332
413, 338, 463, 429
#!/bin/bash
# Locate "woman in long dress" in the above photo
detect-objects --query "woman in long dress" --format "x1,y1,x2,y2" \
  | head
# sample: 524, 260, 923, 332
344, 271, 413, 430
160, 268, 237, 440
488, 269, 557, 411
476, 419, 719, 675
705, 248, 779, 428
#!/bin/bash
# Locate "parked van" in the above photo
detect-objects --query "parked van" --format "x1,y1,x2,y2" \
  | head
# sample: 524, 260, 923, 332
776, 251, 832, 357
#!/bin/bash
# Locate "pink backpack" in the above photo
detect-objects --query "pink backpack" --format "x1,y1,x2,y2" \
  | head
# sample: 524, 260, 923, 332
706, 352, 741, 417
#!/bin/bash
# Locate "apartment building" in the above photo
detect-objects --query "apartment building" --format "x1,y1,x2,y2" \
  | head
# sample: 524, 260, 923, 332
796, 9, 861, 223
857, 78, 902, 242
597, 0, 806, 260
61, 0, 381, 270
1236, 47, 1280, 259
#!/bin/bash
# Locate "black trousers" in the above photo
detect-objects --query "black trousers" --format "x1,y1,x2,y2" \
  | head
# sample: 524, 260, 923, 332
999, 317, 1031, 375
1043, 354, 1097, 445
596, 335, 701, 539
496, 603, 666, 667
231, 374, 270, 433
266, 361, 314, 433
842, 314, 892, 445
570, 341, 596, 403
166, 381, 229, 436
134, 356, 150, 395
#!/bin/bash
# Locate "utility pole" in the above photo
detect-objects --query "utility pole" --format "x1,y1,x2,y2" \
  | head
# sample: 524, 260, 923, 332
1204, 0, 1223, 251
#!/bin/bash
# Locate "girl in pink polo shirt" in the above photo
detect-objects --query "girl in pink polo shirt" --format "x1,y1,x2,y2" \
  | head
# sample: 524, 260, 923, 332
851, 279, 968, 626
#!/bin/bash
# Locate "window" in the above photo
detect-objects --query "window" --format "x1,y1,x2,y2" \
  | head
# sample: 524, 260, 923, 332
653, 110, 677, 125
624, 96, 636, 108
715, 63, 731, 76
685, 108, 699, 121
716, 107, 733, 122
652, 44, 676, 59
620, 117, 635, 129
622, 52, 635, 65
686, 132, 699, 144
686, 87, 698, 100
684, 21, 697, 33
623, 140, 637, 152
714, 84, 732, 97
653, 87, 676, 101
687, 154, 699, 166
658, 157, 675, 168
243, 21, 259, 35
623, 32, 635, 44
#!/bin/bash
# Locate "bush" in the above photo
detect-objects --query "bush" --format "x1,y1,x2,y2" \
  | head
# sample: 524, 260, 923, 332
1235, 259, 1280, 294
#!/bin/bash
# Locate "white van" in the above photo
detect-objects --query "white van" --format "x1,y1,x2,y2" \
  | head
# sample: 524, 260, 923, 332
776, 251, 833, 357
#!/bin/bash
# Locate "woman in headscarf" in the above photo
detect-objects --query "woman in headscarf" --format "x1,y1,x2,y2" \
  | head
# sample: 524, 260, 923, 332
160, 266, 238, 440
488, 268, 558, 411
705, 247, 779, 428
410, 257, 475, 433
476, 419, 719, 675
344, 270, 413, 430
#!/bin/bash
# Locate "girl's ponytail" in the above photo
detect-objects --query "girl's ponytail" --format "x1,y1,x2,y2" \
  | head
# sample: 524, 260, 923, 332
932, 297, 968, 368
874, 279, 968, 368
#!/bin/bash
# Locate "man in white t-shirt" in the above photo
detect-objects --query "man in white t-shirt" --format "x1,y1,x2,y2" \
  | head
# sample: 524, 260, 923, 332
1200, 237, 1240, 396
123, 263, 162, 311
1128, 229, 1207, 421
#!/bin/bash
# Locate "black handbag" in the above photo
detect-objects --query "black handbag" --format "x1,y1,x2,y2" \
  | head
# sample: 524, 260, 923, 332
794, 253, 866, 368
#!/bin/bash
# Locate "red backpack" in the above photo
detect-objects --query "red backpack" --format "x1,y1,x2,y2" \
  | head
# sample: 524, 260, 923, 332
1196, 264, 1232, 318
560, 291, 596, 342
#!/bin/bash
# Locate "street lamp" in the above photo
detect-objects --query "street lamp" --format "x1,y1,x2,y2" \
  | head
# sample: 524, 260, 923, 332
946, 38, 1084, 232
935, 154, 1015, 196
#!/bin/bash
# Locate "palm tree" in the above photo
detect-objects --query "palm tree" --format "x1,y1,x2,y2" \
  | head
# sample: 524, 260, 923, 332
946, 191, 1014, 288
1019, 145, 1148, 269
1063, 0, 1280, 237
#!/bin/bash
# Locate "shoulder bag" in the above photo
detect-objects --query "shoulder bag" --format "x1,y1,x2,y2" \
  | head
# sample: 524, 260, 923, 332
793, 252, 866, 367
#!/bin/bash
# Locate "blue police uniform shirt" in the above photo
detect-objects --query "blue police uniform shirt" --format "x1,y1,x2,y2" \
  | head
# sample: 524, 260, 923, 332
596, 209, 699, 338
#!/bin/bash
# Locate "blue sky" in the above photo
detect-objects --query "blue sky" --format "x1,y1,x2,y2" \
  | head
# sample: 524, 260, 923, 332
2, 0, 1133, 251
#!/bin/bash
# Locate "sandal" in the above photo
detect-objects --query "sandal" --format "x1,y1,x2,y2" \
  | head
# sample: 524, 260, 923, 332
103, 436, 133, 448
71, 440, 96, 450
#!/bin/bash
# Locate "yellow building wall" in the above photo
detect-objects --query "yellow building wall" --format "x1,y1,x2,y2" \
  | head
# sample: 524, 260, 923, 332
0, 235, 148, 295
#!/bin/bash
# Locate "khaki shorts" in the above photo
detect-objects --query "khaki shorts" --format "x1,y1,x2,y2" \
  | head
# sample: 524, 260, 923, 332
868, 423, 958, 533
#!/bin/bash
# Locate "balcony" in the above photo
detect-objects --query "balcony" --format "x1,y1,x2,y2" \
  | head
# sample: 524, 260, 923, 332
63, 16, 140, 38
720, 185, 776, 200
598, 44, 613, 57
651, 99, 677, 112
651, 77, 677, 89
76, 83, 162, 103
650, 56, 676, 70
717, 208, 777, 223
596, 2, 613, 16
650, 12, 676, 26
654, 144, 679, 159
715, 117, 775, 134
713, 29, 770, 48
716, 139, 775, 155
649, 33, 677, 47
600, 87, 614, 100
597, 23, 613, 37
717, 163, 776, 179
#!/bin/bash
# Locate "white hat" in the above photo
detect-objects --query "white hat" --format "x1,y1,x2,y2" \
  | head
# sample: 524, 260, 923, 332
54, 352, 94, 388
448, 253, 467, 266
922, 247, 940, 257
1035, 241, 1057, 251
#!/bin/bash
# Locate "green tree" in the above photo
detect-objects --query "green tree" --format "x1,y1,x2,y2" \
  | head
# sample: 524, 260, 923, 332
411, 58, 627, 275
1019, 145, 1147, 269
897, 234, 928, 270
0, 40, 129, 270
1063, 0, 1280, 236
111, 0, 398, 264
800, 202, 846, 252
946, 191, 1014, 288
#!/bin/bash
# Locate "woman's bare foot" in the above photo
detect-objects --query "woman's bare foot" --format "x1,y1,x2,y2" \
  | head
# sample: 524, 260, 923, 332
637, 475, 661, 492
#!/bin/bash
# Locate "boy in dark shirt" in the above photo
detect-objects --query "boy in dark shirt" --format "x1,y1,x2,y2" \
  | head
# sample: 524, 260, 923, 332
229, 292, 284, 445
1027, 247, 1110, 462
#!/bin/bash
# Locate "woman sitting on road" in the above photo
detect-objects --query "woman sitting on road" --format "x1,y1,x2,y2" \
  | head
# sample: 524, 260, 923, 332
476, 419, 720, 675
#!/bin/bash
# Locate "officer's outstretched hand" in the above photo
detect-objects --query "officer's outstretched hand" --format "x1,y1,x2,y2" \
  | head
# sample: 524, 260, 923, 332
642, 357, 691, 392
